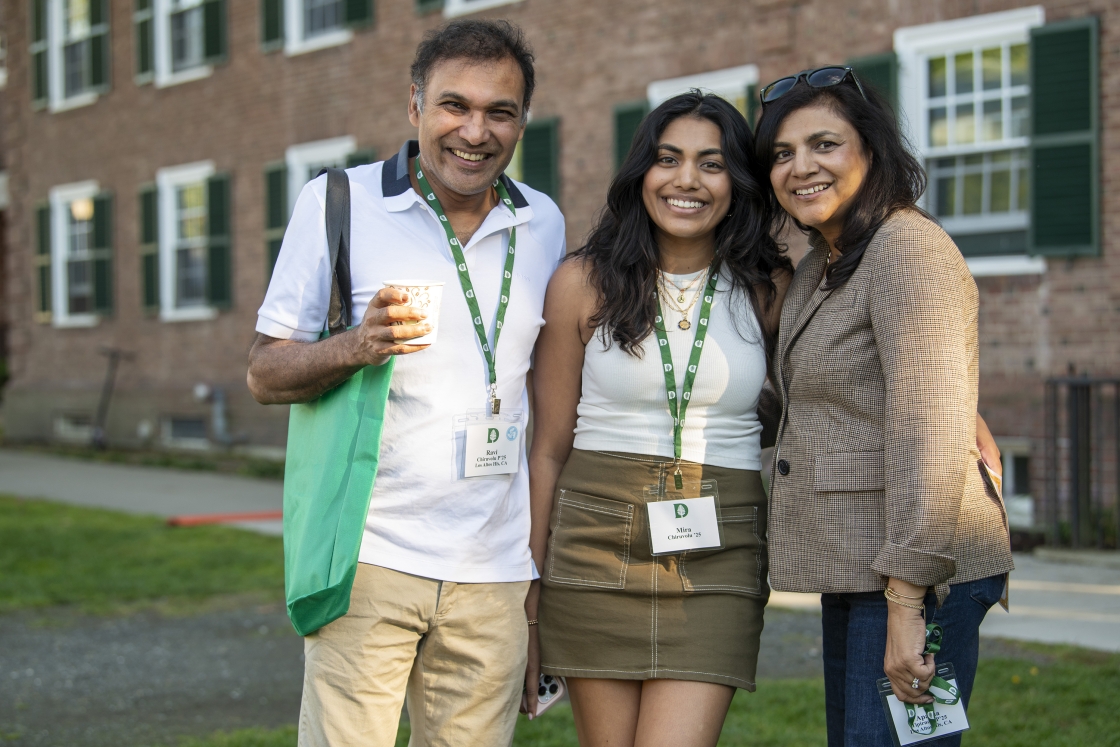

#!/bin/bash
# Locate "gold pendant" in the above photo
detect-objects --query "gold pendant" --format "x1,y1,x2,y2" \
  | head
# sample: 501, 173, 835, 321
677, 294, 685, 303
678, 319, 691, 331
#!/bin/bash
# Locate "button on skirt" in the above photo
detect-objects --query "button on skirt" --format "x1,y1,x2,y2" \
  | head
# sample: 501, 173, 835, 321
538, 449, 769, 691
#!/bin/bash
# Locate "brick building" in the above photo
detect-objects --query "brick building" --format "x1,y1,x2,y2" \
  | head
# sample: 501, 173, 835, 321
1, 0, 1116, 526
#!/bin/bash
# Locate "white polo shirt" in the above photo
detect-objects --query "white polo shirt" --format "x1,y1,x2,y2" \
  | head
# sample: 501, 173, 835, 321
257, 140, 566, 583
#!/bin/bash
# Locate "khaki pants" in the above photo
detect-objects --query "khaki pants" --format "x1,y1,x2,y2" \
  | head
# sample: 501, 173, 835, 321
298, 563, 529, 747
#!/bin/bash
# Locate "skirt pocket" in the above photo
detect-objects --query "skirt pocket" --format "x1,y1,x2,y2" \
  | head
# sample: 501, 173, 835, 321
546, 489, 635, 590
679, 505, 764, 595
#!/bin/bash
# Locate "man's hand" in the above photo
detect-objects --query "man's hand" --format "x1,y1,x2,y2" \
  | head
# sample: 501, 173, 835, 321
247, 288, 434, 405
352, 287, 434, 366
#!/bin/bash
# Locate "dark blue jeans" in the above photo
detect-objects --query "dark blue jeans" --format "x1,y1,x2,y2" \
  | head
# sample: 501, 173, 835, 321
820, 574, 1005, 747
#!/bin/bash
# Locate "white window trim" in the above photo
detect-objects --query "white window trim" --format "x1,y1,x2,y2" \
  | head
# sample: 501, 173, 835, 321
284, 0, 353, 57
48, 179, 101, 328
156, 160, 218, 322
443, 0, 523, 18
647, 64, 759, 109
285, 136, 356, 214
46, 0, 100, 112
153, 0, 213, 89
895, 7, 1045, 273
965, 255, 1045, 277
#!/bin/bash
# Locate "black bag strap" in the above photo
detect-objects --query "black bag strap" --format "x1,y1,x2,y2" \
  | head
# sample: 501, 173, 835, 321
321, 167, 352, 334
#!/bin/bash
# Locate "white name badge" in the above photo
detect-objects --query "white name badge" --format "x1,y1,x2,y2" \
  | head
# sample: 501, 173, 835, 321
877, 664, 970, 745
463, 420, 522, 478
647, 496, 721, 555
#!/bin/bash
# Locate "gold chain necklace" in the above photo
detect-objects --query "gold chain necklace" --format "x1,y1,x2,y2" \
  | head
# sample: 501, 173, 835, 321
658, 271, 708, 331
660, 270, 705, 304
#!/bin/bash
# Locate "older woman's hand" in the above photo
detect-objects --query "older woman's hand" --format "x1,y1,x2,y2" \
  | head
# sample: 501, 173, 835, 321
976, 413, 1002, 477
883, 580, 935, 704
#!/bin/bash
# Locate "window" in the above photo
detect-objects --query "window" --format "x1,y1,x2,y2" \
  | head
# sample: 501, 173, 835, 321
260, 0, 372, 55
647, 65, 760, 119
896, 8, 1046, 273
31, 0, 109, 111
265, 140, 374, 278
137, 0, 226, 88
998, 438, 1035, 529
0, 32, 10, 88
155, 162, 231, 321
504, 120, 559, 201
46, 180, 113, 327
443, 0, 522, 17
285, 137, 356, 215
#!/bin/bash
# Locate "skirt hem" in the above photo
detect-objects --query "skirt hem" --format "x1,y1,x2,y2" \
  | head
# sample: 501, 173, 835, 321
540, 664, 756, 692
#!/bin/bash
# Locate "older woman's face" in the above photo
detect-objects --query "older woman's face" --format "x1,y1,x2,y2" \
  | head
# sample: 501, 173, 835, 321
642, 116, 733, 243
769, 103, 870, 242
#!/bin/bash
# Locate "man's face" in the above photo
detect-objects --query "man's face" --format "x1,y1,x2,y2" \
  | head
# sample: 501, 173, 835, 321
409, 56, 526, 198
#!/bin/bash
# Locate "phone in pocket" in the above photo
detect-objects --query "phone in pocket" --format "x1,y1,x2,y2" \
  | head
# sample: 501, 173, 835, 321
522, 673, 566, 718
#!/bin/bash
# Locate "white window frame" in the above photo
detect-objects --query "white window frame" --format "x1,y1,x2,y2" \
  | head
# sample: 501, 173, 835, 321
895, 7, 1045, 277
0, 31, 9, 89
284, 0, 352, 56
443, 0, 523, 18
285, 136, 356, 214
647, 65, 759, 113
156, 160, 217, 322
48, 179, 100, 328
153, 0, 213, 89
46, 0, 100, 112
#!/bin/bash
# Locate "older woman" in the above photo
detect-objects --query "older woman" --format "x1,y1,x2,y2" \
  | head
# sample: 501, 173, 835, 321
754, 68, 1014, 746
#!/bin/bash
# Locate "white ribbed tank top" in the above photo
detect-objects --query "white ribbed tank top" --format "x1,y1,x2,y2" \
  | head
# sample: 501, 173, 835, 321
573, 270, 767, 470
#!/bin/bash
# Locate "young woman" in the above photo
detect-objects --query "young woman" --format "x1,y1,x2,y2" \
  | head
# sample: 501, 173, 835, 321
523, 91, 792, 746
754, 68, 1015, 746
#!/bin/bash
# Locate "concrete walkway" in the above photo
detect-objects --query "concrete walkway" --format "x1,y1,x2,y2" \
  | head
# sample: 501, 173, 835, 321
770, 552, 1120, 652
0, 449, 283, 535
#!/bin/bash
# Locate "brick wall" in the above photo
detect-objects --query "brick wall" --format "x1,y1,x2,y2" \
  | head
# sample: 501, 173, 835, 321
1, 0, 1117, 487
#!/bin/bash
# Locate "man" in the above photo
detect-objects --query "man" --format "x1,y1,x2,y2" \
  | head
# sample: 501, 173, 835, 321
247, 20, 564, 746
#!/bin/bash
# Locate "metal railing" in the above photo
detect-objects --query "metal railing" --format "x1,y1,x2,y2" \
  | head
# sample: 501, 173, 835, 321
1044, 377, 1120, 548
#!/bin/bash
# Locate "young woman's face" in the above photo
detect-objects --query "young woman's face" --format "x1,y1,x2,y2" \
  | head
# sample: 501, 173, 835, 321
769, 103, 870, 241
641, 116, 733, 244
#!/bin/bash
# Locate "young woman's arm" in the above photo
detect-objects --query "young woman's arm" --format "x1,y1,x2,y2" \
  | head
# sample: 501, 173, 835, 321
758, 266, 794, 448
522, 258, 596, 716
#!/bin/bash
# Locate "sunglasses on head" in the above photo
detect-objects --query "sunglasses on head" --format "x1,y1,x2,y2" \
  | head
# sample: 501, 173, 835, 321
759, 66, 868, 105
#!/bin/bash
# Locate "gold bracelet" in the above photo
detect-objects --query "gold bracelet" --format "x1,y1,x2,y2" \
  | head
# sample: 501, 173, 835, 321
883, 589, 925, 610
527, 619, 539, 626
885, 587, 926, 600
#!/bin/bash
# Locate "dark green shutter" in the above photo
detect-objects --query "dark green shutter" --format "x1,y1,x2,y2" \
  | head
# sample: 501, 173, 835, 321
207, 174, 232, 307
1029, 17, 1099, 257
89, 0, 110, 90
614, 101, 649, 171
261, 0, 284, 49
135, 0, 154, 78
31, 0, 48, 105
345, 0, 374, 27
92, 193, 113, 314
204, 0, 227, 63
746, 84, 760, 131
35, 203, 52, 317
521, 119, 560, 201
846, 52, 897, 111
264, 164, 287, 278
346, 149, 377, 168
139, 186, 159, 310
415, 0, 443, 13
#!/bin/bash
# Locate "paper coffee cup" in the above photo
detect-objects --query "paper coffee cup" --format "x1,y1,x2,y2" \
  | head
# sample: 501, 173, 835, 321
383, 280, 445, 345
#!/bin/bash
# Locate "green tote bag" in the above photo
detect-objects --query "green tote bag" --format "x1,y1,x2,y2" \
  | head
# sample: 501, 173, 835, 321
282, 167, 393, 636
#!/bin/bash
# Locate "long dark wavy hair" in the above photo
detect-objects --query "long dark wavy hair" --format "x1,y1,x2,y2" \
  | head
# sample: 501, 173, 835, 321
573, 91, 792, 359
753, 77, 927, 289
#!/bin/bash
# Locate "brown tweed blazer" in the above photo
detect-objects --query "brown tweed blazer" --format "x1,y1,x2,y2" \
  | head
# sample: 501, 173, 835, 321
768, 209, 1014, 597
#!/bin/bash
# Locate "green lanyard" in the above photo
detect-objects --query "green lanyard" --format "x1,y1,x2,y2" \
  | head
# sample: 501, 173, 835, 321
907, 623, 960, 736
414, 157, 517, 414
653, 271, 717, 489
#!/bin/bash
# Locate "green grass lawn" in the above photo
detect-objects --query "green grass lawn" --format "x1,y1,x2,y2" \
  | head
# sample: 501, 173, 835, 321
165, 644, 1119, 746
0, 494, 284, 613
3, 495, 1111, 746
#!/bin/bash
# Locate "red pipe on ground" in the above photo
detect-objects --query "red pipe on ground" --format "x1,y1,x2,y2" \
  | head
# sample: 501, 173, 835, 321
167, 510, 283, 527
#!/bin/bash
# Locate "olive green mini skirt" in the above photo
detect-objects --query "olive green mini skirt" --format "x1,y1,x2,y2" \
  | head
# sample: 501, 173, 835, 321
538, 449, 769, 691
